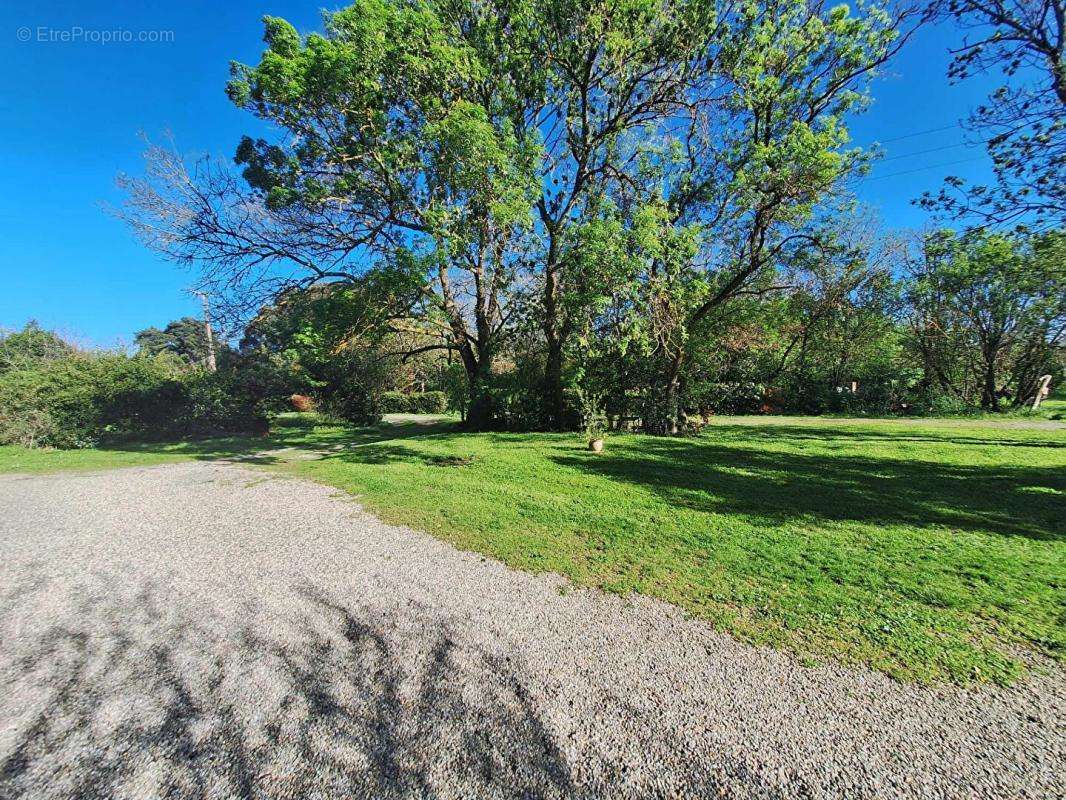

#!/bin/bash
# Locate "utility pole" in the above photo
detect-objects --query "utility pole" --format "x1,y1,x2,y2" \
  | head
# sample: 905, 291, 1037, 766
193, 291, 217, 372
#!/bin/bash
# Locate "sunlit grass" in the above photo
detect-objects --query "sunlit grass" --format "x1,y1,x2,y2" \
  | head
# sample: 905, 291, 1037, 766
0, 444, 190, 473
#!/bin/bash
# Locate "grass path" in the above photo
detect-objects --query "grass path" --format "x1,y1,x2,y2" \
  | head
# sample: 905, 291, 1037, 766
2, 413, 1063, 685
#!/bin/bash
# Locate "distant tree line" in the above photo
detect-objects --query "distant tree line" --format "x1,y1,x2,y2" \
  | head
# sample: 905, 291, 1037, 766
1, 226, 1061, 449
233, 226, 1062, 426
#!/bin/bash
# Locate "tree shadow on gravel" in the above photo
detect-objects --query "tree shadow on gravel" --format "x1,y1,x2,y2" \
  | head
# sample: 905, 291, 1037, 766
0, 584, 568, 798
0, 576, 759, 800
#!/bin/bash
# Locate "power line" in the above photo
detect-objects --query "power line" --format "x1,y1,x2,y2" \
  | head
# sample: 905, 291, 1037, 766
880, 140, 984, 163
873, 123, 962, 144
864, 155, 987, 181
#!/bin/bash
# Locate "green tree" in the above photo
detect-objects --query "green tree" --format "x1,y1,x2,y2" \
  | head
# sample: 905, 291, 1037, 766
122, 5, 542, 428
120, 0, 919, 432
508, 0, 716, 427
906, 229, 1065, 409
242, 282, 448, 420
616, 0, 916, 431
134, 316, 215, 366
0, 322, 72, 373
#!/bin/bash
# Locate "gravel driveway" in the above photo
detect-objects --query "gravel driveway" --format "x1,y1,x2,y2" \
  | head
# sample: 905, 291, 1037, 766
0, 462, 1061, 799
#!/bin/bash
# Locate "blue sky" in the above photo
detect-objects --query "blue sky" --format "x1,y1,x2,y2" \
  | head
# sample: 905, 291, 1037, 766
0, 2, 1000, 345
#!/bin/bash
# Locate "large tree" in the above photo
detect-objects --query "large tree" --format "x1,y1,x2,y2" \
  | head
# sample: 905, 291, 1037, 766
605, 0, 918, 431
120, 0, 920, 432
124, 4, 540, 428
510, 0, 713, 427
134, 316, 216, 366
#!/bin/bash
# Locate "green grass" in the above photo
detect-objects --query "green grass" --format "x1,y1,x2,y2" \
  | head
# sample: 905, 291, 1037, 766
2, 412, 1063, 685
1040, 394, 1066, 419
0, 444, 191, 473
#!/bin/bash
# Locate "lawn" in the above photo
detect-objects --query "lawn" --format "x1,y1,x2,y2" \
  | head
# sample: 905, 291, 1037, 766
2, 413, 1062, 685
0, 445, 187, 473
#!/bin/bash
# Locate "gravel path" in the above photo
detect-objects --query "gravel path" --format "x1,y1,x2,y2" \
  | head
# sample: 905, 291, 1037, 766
0, 462, 1061, 799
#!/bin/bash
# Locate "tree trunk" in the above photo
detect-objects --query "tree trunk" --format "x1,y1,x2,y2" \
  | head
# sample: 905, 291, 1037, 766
544, 334, 565, 430
464, 357, 496, 431
663, 372, 681, 435
980, 339, 1001, 411
981, 363, 999, 411
645, 352, 684, 434
540, 228, 570, 430
466, 385, 494, 430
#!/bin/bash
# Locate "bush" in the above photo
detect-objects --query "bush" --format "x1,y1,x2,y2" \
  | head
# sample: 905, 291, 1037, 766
379, 390, 448, 415
410, 391, 448, 414
906, 389, 978, 417
290, 394, 314, 412
380, 391, 411, 413
683, 381, 764, 415
167, 372, 268, 438
319, 391, 381, 426
0, 354, 173, 448
295, 347, 388, 426
440, 362, 470, 420
0, 349, 298, 448
0, 322, 74, 373
0, 371, 57, 448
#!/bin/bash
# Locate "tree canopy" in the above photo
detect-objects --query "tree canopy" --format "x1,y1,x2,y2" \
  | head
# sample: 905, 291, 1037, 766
117, 0, 1066, 430
134, 316, 216, 366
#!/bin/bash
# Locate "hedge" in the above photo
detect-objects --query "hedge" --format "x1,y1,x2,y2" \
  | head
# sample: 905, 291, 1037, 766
0, 352, 296, 449
380, 391, 448, 414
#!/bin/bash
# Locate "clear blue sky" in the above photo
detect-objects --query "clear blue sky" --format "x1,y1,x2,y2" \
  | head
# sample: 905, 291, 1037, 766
0, 2, 1000, 346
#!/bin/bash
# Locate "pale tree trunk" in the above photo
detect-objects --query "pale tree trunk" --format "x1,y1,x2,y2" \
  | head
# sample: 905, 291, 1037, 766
195, 291, 217, 372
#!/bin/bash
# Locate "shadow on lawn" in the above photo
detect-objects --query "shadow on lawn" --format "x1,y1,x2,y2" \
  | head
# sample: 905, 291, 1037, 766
709, 423, 1066, 449
295, 420, 1063, 542
106, 415, 463, 465
551, 433, 1064, 542
0, 573, 741, 799
108, 415, 1063, 542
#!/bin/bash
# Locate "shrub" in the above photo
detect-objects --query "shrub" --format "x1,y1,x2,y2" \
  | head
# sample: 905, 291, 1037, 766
410, 391, 448, 414
319, 391, 381, 426
907, 390, 978, 417
0, 349, 297, 448
440, 362, 470, 420
0, 354, 175, 448
299, 347, 389, 426
378, 391, 448, 415
0, 322, 73, 374
684, 382, 764, 415
380, 391, 411, 414
0, 371, 57, 448
166, 372, 266, 438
